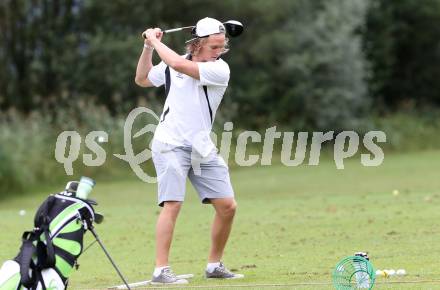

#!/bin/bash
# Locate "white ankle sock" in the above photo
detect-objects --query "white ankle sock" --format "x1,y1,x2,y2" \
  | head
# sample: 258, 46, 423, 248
206, 262, 221, 273
153, 266, 169, 277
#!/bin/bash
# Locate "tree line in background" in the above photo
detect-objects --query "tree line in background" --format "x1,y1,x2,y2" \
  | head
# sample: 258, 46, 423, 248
2, 0, 440, 131
3, 0, 440, 195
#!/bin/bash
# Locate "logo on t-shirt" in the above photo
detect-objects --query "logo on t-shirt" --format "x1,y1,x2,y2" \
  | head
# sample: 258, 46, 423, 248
176, 72, 184, 79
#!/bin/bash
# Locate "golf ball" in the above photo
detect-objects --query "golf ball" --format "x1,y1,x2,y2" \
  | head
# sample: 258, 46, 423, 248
392, 189, 399, 196
19, 210, 26, 216
388, 269, 396, 276
396, 269, 406, 276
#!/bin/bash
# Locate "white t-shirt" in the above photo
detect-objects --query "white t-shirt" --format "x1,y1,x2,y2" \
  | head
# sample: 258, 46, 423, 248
148, 55, 230, 157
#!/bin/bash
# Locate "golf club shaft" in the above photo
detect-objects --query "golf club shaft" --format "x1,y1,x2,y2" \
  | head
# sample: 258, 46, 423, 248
142, 26, 193, 39
89, 227, 131, 290
141, 20, 244, 39
164, 26, 194, 34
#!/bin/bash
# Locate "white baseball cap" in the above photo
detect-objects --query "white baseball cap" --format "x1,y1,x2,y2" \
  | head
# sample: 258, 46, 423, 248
192, 17, 225, 38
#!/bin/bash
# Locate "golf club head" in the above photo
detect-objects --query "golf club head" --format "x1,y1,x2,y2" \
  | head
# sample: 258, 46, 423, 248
224, 20, 244, 37
86, 198, 98, 206
65, 181, 79, 193
95, 212, 104, 224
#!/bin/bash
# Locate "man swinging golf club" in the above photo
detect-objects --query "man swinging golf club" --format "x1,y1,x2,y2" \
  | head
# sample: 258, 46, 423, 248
135, 17, 244, 284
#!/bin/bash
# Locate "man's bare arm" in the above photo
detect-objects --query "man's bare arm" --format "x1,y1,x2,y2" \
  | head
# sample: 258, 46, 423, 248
146, 30, 200, 80
135, 28, 164, 87
135, 46, 155, 87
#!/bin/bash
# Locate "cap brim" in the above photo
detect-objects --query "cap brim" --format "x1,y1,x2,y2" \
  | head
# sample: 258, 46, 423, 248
185, 37, 198, 44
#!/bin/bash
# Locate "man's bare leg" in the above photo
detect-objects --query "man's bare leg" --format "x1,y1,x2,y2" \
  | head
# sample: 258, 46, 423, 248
155, 201, 182, 267
208, 198, 237, 262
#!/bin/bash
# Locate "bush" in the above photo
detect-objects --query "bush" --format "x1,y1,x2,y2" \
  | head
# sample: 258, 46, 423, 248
364, 0, 440, 109
372, 110, 440, 151
227, 0, 371, 131
0, 110, 54, 194
0, 100, 160, 198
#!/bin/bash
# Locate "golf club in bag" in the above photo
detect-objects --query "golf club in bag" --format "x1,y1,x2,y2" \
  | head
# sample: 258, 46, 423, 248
0, 177, 131, 290
142, 20, 244, 39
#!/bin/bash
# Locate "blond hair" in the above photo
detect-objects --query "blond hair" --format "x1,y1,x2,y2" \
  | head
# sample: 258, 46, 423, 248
185, 36, 229, 56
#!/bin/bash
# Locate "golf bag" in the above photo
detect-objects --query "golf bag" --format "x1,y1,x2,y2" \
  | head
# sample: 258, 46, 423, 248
0, 182, 99, 290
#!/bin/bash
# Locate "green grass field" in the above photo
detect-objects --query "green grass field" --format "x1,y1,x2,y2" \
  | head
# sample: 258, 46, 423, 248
1, 150, 440, 289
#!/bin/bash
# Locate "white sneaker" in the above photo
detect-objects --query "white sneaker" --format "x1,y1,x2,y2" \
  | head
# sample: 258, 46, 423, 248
151, 267, 189, 284
205, 262, 244, 279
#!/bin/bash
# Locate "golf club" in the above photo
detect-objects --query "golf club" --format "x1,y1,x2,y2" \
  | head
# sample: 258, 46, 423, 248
89, 226, 131, 290
142, 20, 243, 38
108, 274, 194, 290
223, 20, 244, 37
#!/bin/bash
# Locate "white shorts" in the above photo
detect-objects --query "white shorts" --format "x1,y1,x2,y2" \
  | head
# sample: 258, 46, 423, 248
151, 140, 235, 207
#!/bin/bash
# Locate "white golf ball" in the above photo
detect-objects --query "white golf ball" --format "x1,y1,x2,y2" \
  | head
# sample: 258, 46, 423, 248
396, 269, 406, 276
388, 269, 396, 276
392, 189, 399, 196
19, 210, 26, 216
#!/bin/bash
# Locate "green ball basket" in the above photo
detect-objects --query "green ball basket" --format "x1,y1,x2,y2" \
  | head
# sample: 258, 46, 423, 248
332, 256, 376, 290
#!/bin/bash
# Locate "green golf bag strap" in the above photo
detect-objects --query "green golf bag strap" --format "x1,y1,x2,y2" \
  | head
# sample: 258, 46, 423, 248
16, 231, 37, 288
34, 224, 55, 270
34, 195, 57, 268
34, 195, 56, 227
78, 206, 94, 229
35, 270, 47, 290
50, 194, 95, 282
